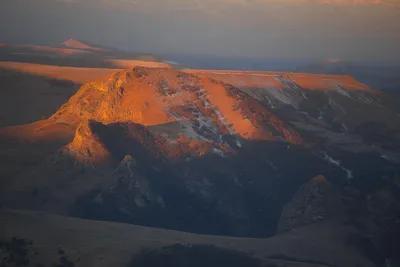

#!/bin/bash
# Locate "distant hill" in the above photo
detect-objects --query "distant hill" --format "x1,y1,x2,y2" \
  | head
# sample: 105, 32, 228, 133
57, 38, 109, 52
0, 39, 165, 68
296, 60, 400, 97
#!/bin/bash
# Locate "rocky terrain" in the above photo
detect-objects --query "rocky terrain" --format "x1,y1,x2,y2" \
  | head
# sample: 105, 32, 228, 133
0, 40, 170, 127
0, 66, 400, 266
296, 60, 400, 97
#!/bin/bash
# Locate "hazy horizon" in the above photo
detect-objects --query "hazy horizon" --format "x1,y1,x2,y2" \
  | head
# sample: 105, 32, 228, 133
1, 0, 399, 62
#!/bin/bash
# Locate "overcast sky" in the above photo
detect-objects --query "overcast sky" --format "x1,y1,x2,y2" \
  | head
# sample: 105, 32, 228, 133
0, 0, 399, 61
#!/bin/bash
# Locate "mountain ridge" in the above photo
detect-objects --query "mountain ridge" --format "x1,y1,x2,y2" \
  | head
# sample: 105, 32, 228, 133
1, 65, 399, 265
49, 66, 305, 145
0, 40, 166, 68
57, 38, 108, 52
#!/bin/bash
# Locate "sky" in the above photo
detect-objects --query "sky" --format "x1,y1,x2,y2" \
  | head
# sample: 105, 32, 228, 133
0, 0, 399, 61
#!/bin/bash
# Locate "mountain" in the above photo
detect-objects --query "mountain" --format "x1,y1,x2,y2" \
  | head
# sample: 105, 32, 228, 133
184, 68, 400, 263
278, 174, 343, 233
56, 38, 165, 62
0, 39, 165, 68
50, 67, 304, 143
57, 38, 109, 52
1, 66, 400, 265
1, 66, 321, 238
296, 60, 400, 97
190, 69, 400, 160
295, 59, 351, 75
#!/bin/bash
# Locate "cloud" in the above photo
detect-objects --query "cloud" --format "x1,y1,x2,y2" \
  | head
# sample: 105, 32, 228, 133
1, 0, 399, 60
93, 0, 400, 7
55, 0, 81, 3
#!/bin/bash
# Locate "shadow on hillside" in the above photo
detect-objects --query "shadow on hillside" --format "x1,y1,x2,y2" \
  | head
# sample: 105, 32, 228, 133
0, 67, 80, 127
68, 121, 349, 237
0, 51, 117, 68
0, 117, 398, 239
0, 44, 164, 69
128, 244, 270, 267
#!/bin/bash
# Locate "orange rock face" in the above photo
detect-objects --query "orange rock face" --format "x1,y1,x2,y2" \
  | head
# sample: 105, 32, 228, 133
0, 66, 308, 169
0, 62, 117, 84
310, 174, 329, 184
62, 120, 112, 166
48, 66, 305, 146
185, 70, 374, 93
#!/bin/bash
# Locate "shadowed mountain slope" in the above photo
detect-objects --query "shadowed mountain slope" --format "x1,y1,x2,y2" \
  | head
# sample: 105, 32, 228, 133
1, 66, 399, 266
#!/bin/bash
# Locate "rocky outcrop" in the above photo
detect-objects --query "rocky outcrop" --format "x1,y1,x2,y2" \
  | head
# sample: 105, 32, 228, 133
49, 66, 305, 146
61, 119, 111, 166
2, 67, 356, 238
278, 175, 343, 232
109, 155, 165, 208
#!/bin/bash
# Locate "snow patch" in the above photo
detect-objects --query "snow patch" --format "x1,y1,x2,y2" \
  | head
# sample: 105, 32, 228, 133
323, 153, 353, 180
243, 88, 263, 102
268, 162, 277, 170
356, 94, 374, 105
213, 108, 235, 135
346, 170, 354, 180
264, 95, 274, 108
212, 148, 227, 158
163, 109, 208, 140
381, 153, 389, 160
335, 85, 351, 97
181, 121, 206, 140
163, 60, 179, 65
266, 88, 293, 106
324, 154, 341, 166
275, 76, 307, 100
236, 139, 242, 148
318, 110, 324, 120
327, 92, 346, 114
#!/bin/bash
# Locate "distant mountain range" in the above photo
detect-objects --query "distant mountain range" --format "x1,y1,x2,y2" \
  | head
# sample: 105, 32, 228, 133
296, 60, 400, 97
57, 38, 109, 52
0, 39, 164, 68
